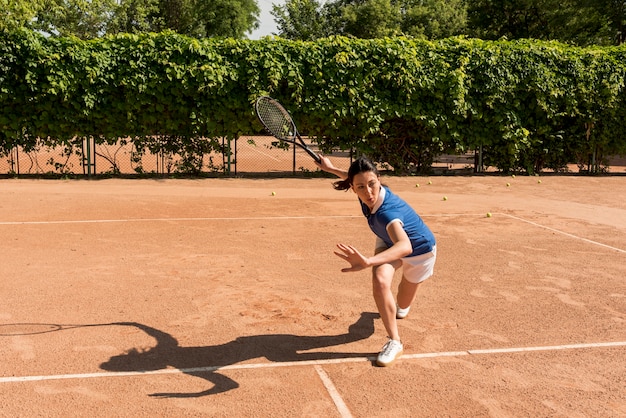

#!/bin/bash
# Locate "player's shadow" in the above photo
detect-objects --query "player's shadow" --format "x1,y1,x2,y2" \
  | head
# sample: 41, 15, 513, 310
99, 312, 378, 398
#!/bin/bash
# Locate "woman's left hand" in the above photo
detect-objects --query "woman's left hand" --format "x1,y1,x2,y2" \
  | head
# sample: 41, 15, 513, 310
334, 244, 371, 272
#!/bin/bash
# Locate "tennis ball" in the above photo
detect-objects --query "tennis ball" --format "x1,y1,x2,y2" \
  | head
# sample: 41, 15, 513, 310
428, 180, 432, 185
506, 182, 511, 187
486, 212, 492, 218
271, 191, 276, 196
511, 174, 516, 178
538, 179, 542, 184
415, 183, 420, 188
443, 196, 448, 201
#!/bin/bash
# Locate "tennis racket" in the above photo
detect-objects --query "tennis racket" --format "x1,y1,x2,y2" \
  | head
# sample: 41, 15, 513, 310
255, 96, 321, 164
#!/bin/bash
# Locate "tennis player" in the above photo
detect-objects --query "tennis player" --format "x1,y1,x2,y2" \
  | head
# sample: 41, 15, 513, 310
316, 155, 437, 367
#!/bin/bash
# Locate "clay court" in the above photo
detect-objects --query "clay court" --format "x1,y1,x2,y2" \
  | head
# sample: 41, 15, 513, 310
1, 173, 625, 417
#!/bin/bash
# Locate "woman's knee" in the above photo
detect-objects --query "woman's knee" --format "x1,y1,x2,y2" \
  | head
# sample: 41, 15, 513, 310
371, 265, 394, 294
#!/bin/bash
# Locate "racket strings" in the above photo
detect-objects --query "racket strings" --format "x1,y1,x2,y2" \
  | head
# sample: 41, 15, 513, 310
257, 100, 295, 139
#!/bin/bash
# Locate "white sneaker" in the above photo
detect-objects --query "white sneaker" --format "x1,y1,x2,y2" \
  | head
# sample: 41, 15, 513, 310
396, 304, 410, 319
376, 339, 403, 367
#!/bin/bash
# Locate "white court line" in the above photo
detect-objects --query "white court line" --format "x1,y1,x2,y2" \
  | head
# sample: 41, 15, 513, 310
466, 341, 626, 355
1, 341, 625, 384
2, 212, 622, 253
240, 141, 282, 161
0, 215, 361, 226
500, 213, 626, 254
0, 212, 535, 226
314, 365, 353, 418
0, 213, 487, 226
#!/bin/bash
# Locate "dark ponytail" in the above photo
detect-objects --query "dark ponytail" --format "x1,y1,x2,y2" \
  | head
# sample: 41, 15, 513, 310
333, 178, 351, 190
333, 156, 379, 190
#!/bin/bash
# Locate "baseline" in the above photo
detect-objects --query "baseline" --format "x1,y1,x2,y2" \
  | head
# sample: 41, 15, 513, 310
1, 340, 625, 384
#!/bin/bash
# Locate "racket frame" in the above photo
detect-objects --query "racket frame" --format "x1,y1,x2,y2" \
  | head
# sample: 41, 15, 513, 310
255, 96, 321, 163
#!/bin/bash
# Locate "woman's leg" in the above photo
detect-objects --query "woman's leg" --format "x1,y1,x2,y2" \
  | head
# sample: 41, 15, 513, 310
371, 261, 402, 340
397, 278, 421, 310
396, 248, 436, 314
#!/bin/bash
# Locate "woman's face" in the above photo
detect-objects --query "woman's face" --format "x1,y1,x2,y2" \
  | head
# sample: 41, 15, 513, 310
351, 171, 381, 209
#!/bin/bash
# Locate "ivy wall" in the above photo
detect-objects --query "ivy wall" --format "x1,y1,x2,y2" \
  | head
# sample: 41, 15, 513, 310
1, 29, 625, 175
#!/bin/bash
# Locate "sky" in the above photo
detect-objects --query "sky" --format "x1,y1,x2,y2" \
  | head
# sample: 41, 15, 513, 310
248, 0, 283, 39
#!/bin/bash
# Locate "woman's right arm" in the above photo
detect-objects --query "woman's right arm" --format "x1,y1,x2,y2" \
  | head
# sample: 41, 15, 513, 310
317, 154, 348, 179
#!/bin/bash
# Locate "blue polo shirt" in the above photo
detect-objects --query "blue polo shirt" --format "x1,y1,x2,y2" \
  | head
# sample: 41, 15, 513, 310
360, 186, 435, 256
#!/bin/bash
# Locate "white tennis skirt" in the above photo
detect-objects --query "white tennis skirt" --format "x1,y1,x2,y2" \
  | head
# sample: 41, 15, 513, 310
401, 246, 437, 283
376, 237, 437, 284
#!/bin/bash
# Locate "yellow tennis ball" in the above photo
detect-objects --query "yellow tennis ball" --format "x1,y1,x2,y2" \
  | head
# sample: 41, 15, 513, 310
428, 180, 432, 185
506, 182, 511, 187
486, 212, 492, 218
538, 180, 542, 184
415, 183, 420, 188
271, 191, 276, 196
443, 196, 448, 201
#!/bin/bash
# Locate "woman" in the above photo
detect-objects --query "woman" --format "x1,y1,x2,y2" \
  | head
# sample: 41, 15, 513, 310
316, 155, 437, 367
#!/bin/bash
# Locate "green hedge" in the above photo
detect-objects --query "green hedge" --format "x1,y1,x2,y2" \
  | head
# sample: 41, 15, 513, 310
1, 29, 625, 174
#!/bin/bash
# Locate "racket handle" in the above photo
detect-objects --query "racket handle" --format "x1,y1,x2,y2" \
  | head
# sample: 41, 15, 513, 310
305, 147, 322, 164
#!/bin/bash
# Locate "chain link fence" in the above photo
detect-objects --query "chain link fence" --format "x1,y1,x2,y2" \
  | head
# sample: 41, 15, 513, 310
2, 137, 623, 177
0, 136, 354, 177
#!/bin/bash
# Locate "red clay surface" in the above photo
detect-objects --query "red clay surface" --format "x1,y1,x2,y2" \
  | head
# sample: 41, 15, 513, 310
1, 175, 625, 417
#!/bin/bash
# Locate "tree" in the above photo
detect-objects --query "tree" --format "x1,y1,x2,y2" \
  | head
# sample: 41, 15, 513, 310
109, 0, 261, 39
467, 0, 625, 46
273, 0, 467, 40
340, 0, 403, 38
2, 0, 259, 39
598, 0, 626, 44
33, 0, 118, 38
400, 0, 467, 39
0, 0, 45, 32
272, 0, 330, 40
106, 0, 162, 34
196, 0, 260, 38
